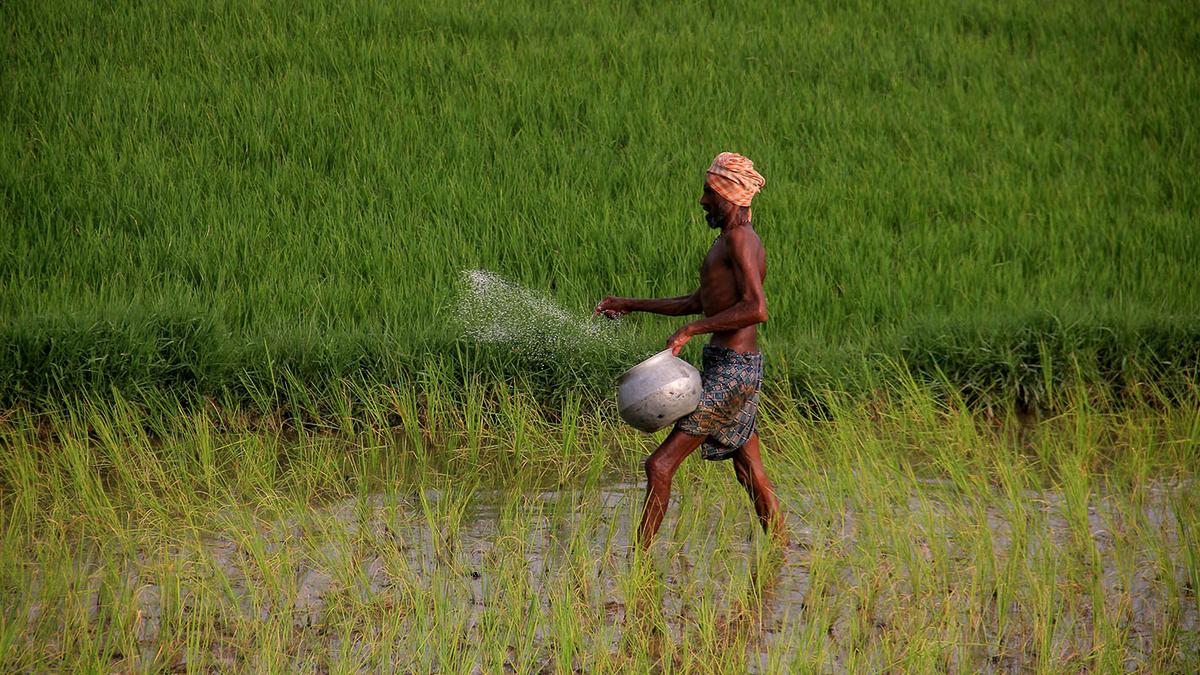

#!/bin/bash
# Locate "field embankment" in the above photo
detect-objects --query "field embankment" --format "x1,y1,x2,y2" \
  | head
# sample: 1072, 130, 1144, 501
3, 0, 1198, 405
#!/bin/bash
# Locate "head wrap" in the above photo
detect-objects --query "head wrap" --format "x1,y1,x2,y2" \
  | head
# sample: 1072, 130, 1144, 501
706, 152, 765, 207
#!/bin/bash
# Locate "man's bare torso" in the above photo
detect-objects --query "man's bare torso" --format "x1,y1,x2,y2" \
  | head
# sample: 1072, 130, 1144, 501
699, 226, 766, 353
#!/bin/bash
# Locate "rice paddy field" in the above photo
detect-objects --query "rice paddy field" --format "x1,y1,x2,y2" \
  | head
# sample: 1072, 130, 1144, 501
2, 383, 1198, 671
3, 0, 1198, 401
2, 0, 1199, 672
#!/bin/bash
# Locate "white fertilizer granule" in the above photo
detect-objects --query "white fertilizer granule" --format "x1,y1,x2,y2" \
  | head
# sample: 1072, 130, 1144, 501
453, 269, 627, 363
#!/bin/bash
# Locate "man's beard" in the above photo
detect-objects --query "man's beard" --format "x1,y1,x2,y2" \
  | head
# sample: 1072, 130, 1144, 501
704, 208, 724, 229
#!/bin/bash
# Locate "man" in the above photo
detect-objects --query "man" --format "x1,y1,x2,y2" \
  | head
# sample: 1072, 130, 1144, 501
595, 152, 785, 549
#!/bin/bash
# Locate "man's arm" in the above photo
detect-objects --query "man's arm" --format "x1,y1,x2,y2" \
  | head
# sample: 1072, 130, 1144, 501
595, 290, 702, 318
666, 229, 766, 354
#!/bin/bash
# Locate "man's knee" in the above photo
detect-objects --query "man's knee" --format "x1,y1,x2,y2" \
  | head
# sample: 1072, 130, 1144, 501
644, 453, 672, 483
732, 454, 752, 484
739, 456, 774, 491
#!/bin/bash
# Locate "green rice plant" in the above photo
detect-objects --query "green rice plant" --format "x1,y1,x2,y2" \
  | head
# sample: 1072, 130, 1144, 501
417, 480, 473, 572
2, 0, 1198, 404
3, 381, 1200, 670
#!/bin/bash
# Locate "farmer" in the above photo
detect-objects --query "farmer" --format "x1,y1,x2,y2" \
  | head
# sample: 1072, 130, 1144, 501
595, 152, 785, 549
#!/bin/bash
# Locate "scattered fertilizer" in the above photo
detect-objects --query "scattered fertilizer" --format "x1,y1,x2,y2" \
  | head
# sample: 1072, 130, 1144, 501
454, 269, 628, 363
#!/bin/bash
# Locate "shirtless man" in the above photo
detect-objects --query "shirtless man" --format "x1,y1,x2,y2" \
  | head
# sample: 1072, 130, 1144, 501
595, 152, 785, 549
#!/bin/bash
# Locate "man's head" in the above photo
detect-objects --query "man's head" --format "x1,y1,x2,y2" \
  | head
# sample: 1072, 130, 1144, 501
700, 152, 765, 230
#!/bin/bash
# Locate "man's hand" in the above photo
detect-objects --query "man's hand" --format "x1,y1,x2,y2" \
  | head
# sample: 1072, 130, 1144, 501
666, 325, 693, 356
594, 296, 629, 320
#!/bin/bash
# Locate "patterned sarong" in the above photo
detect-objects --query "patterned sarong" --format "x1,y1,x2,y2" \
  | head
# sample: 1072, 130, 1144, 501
677, 344, 764, 461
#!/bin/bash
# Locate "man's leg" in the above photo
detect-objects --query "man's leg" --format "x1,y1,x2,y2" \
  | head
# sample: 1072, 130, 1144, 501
638, 426, 706, 549
731, 433, 786, 544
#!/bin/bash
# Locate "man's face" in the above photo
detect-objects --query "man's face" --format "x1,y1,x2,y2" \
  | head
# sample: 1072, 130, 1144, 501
699, 182, 727, 229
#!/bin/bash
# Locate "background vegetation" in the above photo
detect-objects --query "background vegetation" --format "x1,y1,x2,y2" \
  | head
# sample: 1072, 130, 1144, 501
3, 0, 1198, 405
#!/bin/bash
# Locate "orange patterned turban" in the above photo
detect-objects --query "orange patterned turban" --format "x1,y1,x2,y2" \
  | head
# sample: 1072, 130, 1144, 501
706, 152, 765, 207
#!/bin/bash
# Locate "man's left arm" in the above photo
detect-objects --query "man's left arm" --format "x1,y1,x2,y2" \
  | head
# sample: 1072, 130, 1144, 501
666, 229, 767, 355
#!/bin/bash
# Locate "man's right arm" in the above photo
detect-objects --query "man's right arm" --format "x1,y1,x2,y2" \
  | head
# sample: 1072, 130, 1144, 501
595, 290, 701, 318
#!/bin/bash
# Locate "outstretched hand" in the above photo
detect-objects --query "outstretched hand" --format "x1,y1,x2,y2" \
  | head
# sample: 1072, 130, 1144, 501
594, 296, 628, 320
666, 325, 693, 356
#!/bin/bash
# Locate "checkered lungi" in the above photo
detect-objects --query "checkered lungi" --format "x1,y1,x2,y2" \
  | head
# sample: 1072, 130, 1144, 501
677, 344, 764, 461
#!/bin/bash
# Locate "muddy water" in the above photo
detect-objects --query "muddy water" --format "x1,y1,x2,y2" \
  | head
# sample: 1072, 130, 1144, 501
46, 477, 1198, 672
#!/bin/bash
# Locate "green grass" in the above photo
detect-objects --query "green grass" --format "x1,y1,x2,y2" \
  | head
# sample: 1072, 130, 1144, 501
2, 0, 1198, 403
2, 380, 1197, 671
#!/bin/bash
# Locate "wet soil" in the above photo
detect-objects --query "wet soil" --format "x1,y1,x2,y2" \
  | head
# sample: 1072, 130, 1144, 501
25, 477, 1199, 672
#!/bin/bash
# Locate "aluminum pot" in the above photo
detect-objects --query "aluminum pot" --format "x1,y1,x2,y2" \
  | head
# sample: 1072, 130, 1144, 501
617, 349, 702, 432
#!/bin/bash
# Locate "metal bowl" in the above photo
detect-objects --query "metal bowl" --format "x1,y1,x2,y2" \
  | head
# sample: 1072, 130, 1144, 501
617, 349, 702, 432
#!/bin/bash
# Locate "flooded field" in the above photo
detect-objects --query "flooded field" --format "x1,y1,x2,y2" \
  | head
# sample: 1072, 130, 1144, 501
42, 478, 1194, 672
3, 390, 1198, 672
10, 475, 1200, 672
